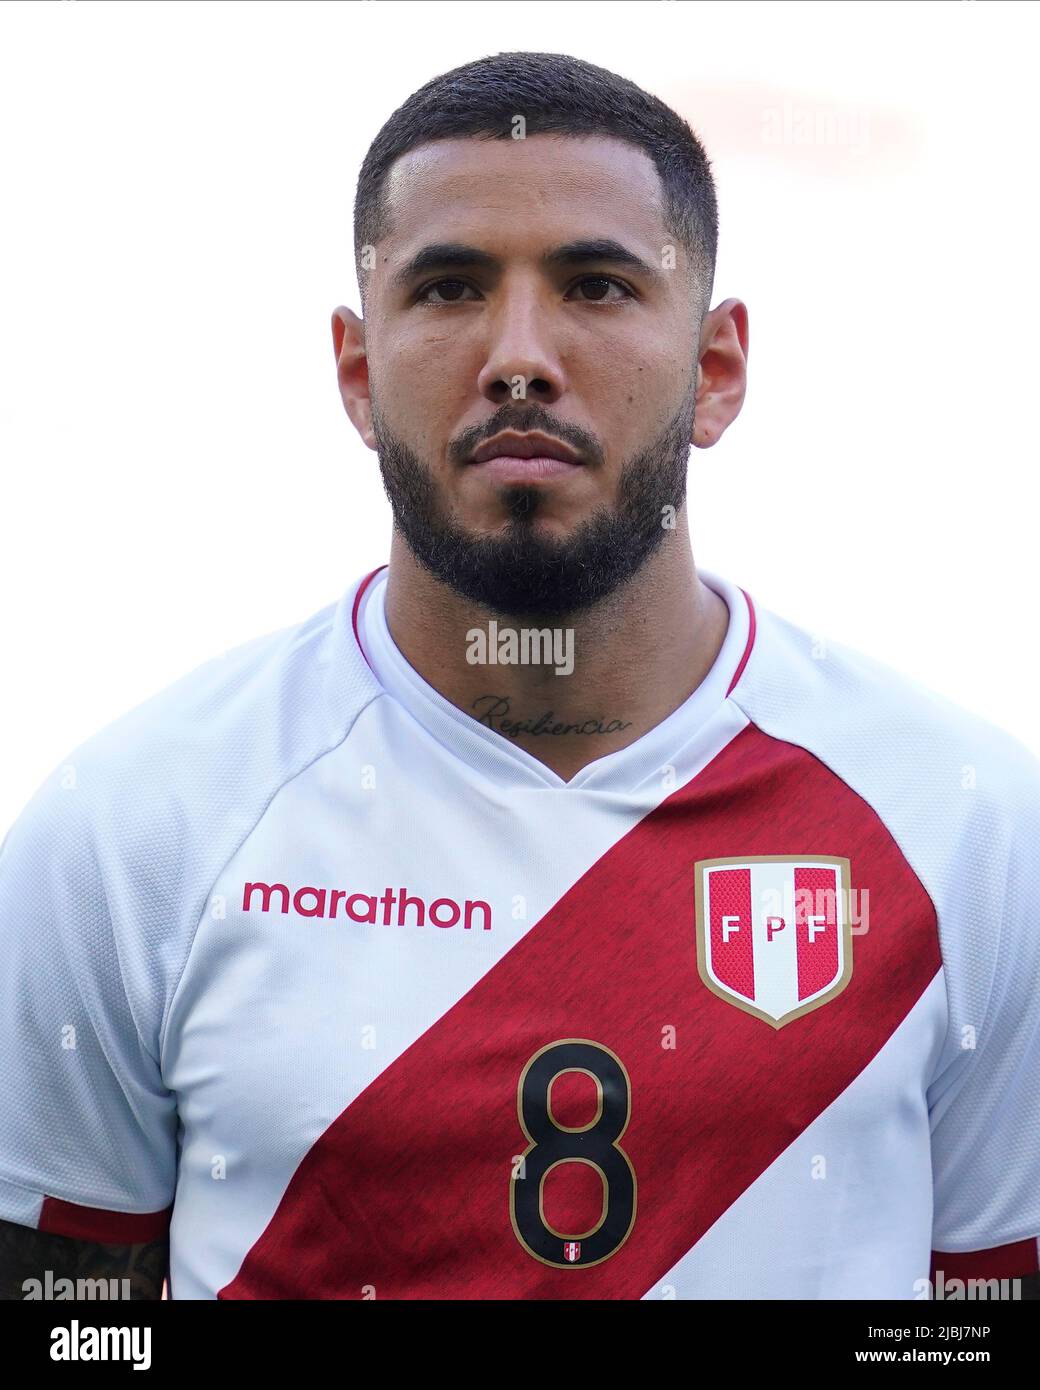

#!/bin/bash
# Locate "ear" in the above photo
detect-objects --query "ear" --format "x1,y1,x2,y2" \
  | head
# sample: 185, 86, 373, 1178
693, 298, 749, 449
331, 306, 377, 450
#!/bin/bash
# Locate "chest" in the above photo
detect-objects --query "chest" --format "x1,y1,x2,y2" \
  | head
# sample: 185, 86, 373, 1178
163, 767, 943, 1297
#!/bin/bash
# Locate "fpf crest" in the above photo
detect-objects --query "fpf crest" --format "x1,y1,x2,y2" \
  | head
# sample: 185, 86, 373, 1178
694, 855, 853, 1029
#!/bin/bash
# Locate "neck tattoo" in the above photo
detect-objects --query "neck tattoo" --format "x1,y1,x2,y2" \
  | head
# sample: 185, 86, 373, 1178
472, 694, 634, 740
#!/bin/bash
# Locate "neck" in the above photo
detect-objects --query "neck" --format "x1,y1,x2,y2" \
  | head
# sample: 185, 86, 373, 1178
381, 519, 730, 782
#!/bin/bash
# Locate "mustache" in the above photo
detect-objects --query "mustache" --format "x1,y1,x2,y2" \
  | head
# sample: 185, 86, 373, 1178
450, 404, 602, 469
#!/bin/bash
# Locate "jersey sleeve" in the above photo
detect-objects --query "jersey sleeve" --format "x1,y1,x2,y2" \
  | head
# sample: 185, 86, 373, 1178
927, 754, 1040, 1284
0, 763, 177, 1242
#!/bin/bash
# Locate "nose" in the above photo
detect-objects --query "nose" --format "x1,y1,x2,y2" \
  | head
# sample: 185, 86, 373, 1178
475, 278, 566, 408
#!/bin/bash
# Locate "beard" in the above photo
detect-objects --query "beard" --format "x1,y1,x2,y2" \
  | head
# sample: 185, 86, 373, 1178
371, 393, 695, 622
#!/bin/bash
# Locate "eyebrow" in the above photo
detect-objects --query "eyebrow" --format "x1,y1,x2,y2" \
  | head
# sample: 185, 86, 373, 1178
389, 238, 664, 292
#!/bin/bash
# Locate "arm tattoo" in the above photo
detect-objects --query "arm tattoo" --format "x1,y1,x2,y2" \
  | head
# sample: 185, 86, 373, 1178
0, 1217, 167, 1301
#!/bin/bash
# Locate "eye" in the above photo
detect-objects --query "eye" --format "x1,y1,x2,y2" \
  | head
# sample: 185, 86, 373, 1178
567, 276, 635, 303
413, 275, 636, 305
414, 278, 480, 304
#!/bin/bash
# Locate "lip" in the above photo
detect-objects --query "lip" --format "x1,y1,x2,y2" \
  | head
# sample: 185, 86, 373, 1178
468, 431, 584, 466
470, 454, 583, 483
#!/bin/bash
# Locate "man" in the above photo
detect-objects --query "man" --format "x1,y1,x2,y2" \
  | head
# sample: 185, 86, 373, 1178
1, 51, 1038, 1302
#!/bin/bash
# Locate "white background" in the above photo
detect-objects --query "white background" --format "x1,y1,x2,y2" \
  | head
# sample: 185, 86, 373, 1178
1, 0, 1038, 830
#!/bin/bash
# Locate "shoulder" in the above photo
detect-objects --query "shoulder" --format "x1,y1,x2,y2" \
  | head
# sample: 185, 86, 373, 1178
0, 577, 382, 1044
10, 592, 369, 843
21, 573, 383, 821
730, 596, 1040, 1050
731, 597, 1040, 828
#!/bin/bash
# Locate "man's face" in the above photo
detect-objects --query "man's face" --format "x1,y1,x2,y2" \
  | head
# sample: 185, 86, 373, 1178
359, 134, 705, 619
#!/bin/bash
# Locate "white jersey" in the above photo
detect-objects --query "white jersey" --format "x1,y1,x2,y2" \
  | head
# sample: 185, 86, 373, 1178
1, 565, 1038, 1299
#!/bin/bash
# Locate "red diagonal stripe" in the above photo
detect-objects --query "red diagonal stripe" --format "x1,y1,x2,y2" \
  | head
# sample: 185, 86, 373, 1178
221, 723, 940, 1299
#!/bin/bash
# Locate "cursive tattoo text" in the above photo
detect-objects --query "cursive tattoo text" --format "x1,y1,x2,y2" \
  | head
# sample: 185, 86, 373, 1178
472, 694, 633, 740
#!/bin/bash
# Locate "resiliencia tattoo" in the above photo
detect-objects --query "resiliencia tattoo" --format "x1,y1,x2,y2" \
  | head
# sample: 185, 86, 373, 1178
473, 695, 633, 739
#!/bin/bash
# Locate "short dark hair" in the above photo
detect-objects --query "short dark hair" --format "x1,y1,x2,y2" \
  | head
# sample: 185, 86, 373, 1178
353, 50, 718, 314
